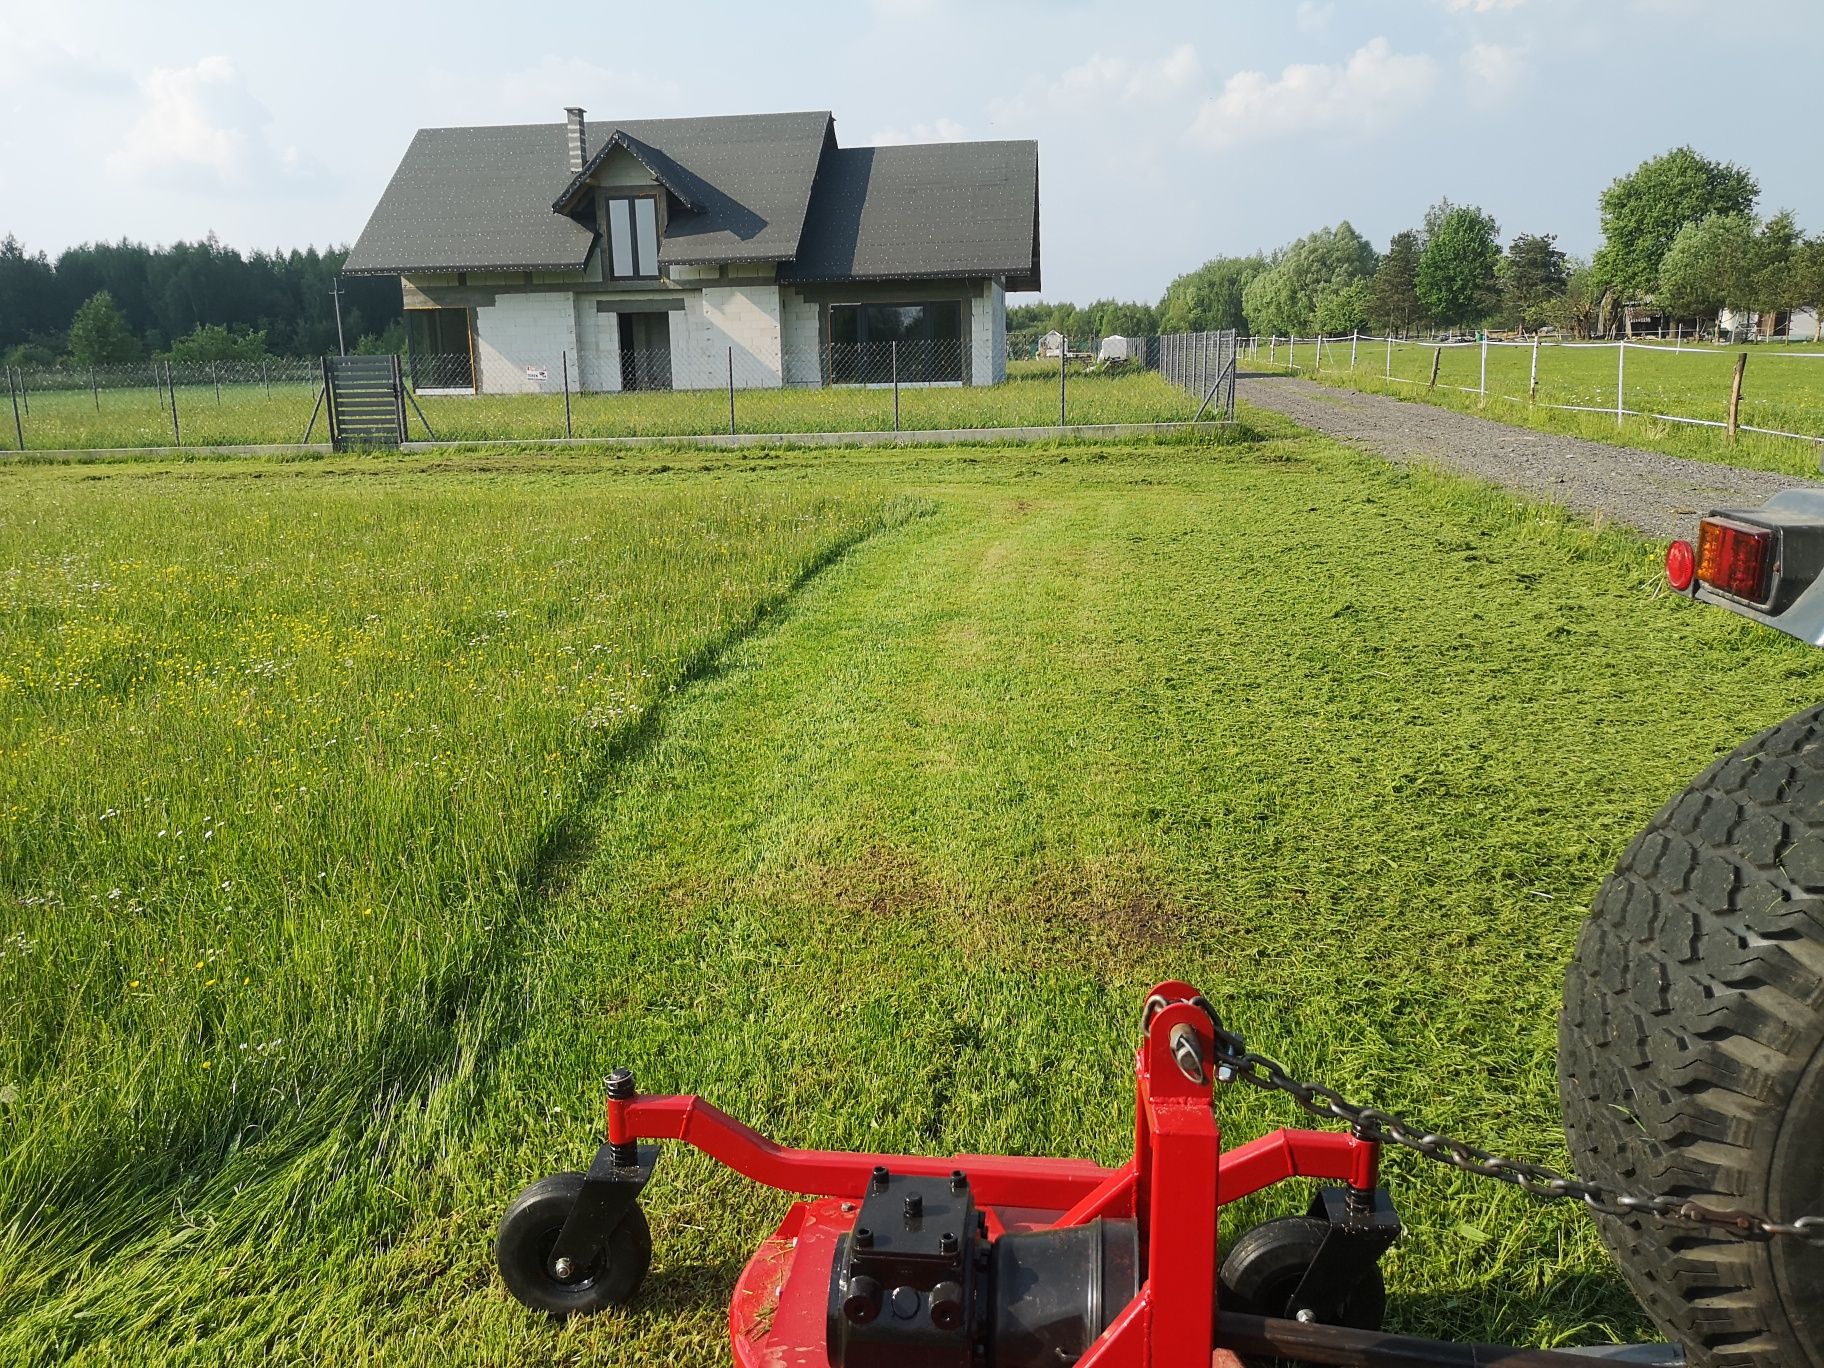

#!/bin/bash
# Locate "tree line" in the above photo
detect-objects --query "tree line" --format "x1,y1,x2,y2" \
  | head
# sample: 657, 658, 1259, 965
1011, 147, 1824, 343
0, 234, 405, 368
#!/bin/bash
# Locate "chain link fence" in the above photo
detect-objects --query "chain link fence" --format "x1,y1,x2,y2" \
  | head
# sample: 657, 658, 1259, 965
3, 333, 1237, 452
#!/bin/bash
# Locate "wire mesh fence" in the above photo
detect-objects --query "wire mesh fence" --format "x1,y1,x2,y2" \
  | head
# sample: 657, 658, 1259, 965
1245, 332, 1824, 450
2, 359, 327, 451
1, 333, 1237, 453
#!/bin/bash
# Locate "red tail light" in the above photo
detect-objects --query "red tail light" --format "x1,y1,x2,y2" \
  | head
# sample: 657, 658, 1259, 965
1696, 518, 1774, 603
1666, 539, 1695, 592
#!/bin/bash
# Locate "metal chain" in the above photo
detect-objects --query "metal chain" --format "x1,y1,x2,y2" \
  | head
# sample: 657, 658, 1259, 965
1205, 1026, 1824, 1247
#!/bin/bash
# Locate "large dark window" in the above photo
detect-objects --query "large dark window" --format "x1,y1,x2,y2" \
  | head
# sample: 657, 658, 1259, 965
607, 196, 660, 279
405, 307, 472, 390
827, 300, 964, 383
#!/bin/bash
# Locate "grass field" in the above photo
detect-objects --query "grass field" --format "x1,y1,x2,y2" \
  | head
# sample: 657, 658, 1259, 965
1, 364, 1198, 452
5, 426, 1824, 1363
1268, 337, 1824, 476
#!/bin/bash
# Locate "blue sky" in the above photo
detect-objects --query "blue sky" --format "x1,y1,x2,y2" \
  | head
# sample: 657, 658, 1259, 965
2, 0, 1819, 304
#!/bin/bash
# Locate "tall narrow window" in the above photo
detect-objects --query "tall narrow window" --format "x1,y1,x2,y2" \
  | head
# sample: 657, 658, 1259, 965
606, 196, 659, 279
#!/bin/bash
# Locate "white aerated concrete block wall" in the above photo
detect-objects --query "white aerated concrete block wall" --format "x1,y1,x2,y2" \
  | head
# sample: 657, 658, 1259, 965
573, 298, 621, 393
780, 288, 821, 386
474, 293, 578, 394
697, 284, 784, 389
973, 280, 1006, 386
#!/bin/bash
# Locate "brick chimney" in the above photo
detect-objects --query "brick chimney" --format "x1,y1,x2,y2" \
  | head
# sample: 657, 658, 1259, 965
565, 107, 587, 173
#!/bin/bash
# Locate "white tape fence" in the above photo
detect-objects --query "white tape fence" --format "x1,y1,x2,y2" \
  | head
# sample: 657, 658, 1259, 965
1243, 332, 1824, 451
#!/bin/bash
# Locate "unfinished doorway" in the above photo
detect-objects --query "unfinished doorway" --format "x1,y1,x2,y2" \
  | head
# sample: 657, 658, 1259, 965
619, 313, 672, 391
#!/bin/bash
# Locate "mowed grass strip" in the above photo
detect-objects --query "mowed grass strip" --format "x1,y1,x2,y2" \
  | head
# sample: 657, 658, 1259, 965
0, 465, 911, 1302
2, 365, 1199, 452
1281, 337, 1824, 476
6, 436, 1824, 1363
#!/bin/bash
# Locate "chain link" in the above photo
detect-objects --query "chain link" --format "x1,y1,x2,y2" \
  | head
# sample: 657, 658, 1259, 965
1206, 1026, 1824, 1247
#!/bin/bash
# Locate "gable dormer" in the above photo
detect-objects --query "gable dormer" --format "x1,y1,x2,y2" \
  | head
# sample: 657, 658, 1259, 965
552, 111, 702, 282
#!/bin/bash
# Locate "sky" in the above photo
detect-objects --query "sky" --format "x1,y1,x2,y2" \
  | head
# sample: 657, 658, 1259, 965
2, 0, 1820, 305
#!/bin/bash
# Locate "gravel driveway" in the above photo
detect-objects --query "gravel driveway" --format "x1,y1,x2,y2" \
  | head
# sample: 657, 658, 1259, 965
1239, 373, 1817, 540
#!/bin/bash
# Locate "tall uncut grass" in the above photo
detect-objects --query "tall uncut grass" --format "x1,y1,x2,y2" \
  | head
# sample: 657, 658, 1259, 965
0, 468, 906, 1272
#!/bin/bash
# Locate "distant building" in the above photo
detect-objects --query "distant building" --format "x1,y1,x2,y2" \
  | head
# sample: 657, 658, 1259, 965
1717, 307, 1823, 342
345, 108, 1040, 394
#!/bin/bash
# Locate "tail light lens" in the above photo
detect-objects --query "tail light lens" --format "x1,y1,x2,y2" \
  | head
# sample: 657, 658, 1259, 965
1696, 518, 1775, 603
1666, 539, 1695, 592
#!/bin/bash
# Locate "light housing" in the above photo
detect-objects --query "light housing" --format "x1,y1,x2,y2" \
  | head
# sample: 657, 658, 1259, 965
1695, 517, 1775, 605
1666, 539, 1696, 592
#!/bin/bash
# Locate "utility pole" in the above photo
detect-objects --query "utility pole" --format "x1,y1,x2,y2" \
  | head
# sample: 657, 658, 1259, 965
329, 277, 347, 356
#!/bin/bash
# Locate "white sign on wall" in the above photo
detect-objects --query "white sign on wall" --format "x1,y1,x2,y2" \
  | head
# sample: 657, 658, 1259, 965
525, 366, 549, 381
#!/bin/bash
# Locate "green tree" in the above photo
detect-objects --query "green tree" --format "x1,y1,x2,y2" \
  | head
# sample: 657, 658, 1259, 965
1592, 146, 1758, 301
1241, 223, 1377, 337
1416, 204, 1502, 329
1548, 259, 1602, 338
1501, 233, 1569, 332
1655, 213, 1757, 326
1313, 279, 1370, 335
164, 323, 269, 363
1157, 255, 1266, 333
1795, 235, 1824, 340
1751, 210, 1803, 328
65, 290, 141, 364
1364, 230, 1423, 334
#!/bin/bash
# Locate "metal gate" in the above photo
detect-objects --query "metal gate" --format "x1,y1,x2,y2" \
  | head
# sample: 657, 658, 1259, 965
324, 354, 406, 450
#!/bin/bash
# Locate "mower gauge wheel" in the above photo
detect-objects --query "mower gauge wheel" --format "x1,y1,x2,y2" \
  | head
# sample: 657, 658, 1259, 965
496, 1172, 652, 1317
1218, 1216, 1387, 1366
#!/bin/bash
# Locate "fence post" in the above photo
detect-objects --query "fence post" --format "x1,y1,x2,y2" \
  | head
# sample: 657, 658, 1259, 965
1058, 338, 1066, 426
1616, 341, 1625, 427
1385, 333, 1392, 379
1428, 347, 1441, 389
1351, 330, 1358, 370
727, 347, 736, 437
1529, 338, 1540, 403
212, 360, 221, 405
8, 368, 22, 451
891, 340, 900, 433
91, 365, 99, 412
1727, 351, 1747, 444
1479, 335, 1488, 396
167, 361, 181, 446
1269, 336, 1277, 367
263, 358, 271, 399
561, 350, 573, 439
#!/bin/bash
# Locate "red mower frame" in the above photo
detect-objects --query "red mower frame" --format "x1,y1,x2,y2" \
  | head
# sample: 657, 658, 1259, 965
513, 980, 1618, 1367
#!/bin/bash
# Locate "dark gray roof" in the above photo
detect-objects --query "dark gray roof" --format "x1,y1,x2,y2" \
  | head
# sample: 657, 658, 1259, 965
346, 111, 833, 276
781, 142, 1040, 291
344, 123, 596, 274
344, 114, 1040, 287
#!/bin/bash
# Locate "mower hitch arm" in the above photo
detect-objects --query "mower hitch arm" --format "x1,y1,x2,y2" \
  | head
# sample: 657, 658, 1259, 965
1216, 1312, 1625, 1366
609, 1090, 1381, 1209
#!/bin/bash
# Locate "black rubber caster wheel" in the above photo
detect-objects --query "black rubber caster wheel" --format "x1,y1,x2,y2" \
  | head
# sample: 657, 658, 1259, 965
1219, 1215, 1387, 1366
495, 1171, 652, 1317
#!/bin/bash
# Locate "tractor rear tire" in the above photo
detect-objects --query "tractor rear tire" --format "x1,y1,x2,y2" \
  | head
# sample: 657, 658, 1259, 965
1559, 702, 1824, 1368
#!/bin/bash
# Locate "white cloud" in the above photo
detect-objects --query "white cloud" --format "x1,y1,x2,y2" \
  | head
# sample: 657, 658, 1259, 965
106, 55, 325, 196
866, 118, 969, 146
993, 43, 1204, 123
1185, 38, 1438, 150
1296, 2, 1336, 34
109, 57, 267, 190
1444, 0, 1525, 10
1461, 42, 1528, 102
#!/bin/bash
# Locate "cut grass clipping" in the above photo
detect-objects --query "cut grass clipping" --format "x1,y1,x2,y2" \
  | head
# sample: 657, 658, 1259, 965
5, 434, 1824, 1363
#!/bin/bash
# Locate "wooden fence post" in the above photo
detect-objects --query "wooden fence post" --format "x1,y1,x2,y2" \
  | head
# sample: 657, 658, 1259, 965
1428, 347, 1442, 389
1529, 338, 1540, 403
1727, 351, 1747, 444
